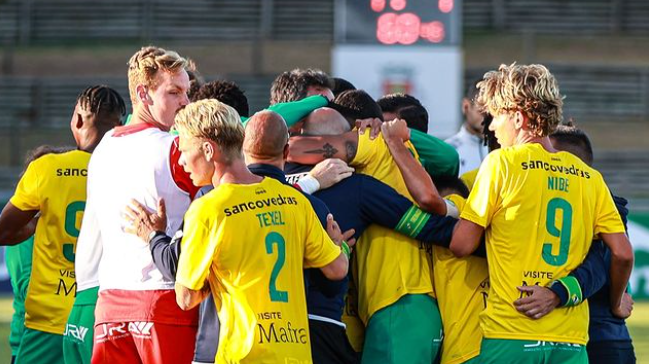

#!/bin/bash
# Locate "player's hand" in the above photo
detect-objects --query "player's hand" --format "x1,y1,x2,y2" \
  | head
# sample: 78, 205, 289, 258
310, 158, 354, 189
381, 119, 410, 142
122, 198, 168, 243
356, 118, 382, 140
611, 292, 634, 319
326, 213, 355, 247
514, 285, 560, 320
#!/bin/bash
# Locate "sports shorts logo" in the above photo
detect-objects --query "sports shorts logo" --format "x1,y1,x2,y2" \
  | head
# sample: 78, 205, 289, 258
128, 321, 154, 337
64, 324, 89, 342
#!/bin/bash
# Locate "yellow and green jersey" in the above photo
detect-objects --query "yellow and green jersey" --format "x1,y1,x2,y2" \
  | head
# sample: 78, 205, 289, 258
175, 177, 341, 364
350, 131, 434, 324
461, 143, 625, 345
433, 194, 489, 364
461, 168, 479, 191
10, 150, 90, 334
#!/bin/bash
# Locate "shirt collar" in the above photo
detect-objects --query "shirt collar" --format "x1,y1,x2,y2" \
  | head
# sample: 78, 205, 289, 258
247, 163, 288, 185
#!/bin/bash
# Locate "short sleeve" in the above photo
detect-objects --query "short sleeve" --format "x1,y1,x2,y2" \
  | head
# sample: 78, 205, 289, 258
302, 203, 341, 269
10, 160, 41, 211
176, 200, 218, 290
350, 130, 375, 169
460, 151, 502, 228
593, 178, 625, 235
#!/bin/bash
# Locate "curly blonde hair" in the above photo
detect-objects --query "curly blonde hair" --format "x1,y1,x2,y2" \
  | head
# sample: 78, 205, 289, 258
127, 46, 188, 105
476, 63, 564, 137
174, 99, 244, 163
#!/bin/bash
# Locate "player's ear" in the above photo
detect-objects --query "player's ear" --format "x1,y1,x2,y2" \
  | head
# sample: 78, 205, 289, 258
203, 141, 214, 160
283, 143, 289, 160
136, 85, 150, 105
514, 110, 526, 130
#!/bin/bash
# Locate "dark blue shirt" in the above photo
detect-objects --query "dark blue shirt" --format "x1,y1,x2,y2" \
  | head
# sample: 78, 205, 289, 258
286, 162, 458, 323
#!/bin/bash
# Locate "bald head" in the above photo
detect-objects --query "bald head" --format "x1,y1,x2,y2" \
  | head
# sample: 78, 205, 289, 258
302, 107, 351, 136
244, 110, 288, 162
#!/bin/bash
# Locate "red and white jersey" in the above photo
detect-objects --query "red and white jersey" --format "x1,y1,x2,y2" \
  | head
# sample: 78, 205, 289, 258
76, 123, 197, 292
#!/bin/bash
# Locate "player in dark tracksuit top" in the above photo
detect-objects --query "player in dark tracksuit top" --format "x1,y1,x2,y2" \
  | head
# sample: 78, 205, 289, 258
285, 162, 460, 364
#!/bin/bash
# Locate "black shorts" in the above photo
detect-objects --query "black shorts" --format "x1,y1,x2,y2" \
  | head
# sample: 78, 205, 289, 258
309, 319, 360, 364
587, 340, 636, 364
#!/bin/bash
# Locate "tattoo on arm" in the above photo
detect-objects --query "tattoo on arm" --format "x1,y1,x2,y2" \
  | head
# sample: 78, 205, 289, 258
305, 143, 339, 158
345, 141, 357, 162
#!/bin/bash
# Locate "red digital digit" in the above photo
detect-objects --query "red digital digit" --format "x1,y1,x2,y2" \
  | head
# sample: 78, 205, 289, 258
419, 21, 445, 43
396, 13, 420, 44
390, 0, 407, 11
377, 13, 399, 44
371, 0, 386, 12
438, 0, 454, 13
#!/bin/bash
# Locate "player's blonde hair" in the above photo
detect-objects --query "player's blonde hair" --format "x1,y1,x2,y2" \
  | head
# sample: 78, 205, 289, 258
174, 99, 244, 162
476, 63, 564, 137
127, 46, 188, 105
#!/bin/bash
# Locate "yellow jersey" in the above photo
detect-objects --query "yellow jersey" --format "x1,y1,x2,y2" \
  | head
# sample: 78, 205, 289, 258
461, 143, 625, 344
433, 194, 489, 364
460, 168, 479, 191
10, 150, 90, 334
175, 177, 341, 364
350, 131, 434, 324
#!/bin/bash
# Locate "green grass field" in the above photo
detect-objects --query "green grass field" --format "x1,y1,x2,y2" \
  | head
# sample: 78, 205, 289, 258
0, 297, 645, 363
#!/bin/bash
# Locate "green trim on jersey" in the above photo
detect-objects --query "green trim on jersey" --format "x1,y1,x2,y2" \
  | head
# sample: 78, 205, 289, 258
395, 205, 431, 239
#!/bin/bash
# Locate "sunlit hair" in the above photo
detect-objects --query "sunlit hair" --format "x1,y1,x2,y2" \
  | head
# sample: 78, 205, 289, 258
174, 99, 244, 163
127, 46, 188, 105
476, 63, 564, 137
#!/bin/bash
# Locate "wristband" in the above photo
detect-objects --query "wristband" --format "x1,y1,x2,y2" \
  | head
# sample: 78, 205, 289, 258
341, 240, 351, 259
296, 174, 321, 194
550, 276, 583, 307
444, 199, 459, 218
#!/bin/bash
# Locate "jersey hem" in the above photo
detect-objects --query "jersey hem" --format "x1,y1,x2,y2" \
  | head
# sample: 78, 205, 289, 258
444, 349, 480, 364
364, 288, 433, 323
459, 211, 487, 228
24, 321, 65, 335
483, 332, 587, 345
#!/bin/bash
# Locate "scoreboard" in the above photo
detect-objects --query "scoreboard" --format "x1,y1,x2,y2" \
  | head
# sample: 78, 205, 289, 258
336, 0, 461, 46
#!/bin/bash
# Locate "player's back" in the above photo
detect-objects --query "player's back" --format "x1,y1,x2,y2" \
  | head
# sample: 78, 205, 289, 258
350, 131, 433, 323
11, 150, 90, 334
182, 177, 339, 363
463, 143, 624, 344
88, 126, 190, 290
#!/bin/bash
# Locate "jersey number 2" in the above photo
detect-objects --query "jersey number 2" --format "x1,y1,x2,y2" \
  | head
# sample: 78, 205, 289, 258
542, 198, 573, 266
63, 201, 86, 263
265, 232, 289, 302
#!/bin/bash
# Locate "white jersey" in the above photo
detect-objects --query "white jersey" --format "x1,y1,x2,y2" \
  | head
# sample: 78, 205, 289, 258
445, 125, 489, 175
75, 124, 194, 292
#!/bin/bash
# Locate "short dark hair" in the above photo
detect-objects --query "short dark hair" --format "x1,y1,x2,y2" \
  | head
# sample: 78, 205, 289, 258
550, 123, 594, 166
270, 68, 332, 105
466, 78, 482, 101
77, 85, 126, 121
332, 77, 356, 97
481, 114, 500, 151
192, 80, 250, 117
377, 93, 423, 113
186, 59, 205, 102
433, 175, 470, 198
331, 89, 383, 127
395, 105, 428, 133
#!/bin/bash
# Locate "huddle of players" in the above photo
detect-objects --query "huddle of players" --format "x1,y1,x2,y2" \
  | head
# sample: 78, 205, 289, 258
0, 44, 636, 364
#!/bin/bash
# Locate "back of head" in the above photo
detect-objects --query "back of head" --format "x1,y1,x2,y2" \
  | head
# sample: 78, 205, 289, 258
332, 89, 383, 127
243, 111, 289, 160
396, 105, 428, 133
127, 45, 188, 106
433, 175, 470, 198
377, 93, 428, 132
270, 68, 332, 105
332, 77, 356, 97
21, 145, 75, 178
76, 85, 127, 126
174, 99, 244, 163
465, 79, 482, 102
550, 123, 594, 166
302, 107, 351, 136
476, 63, 564, 137
377, 93, 423, 113
192, 80, 250, 117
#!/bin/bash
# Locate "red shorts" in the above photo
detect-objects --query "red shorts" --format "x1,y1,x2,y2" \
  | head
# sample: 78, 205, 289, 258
92, 321, 197, 364
91, 289, 199, 364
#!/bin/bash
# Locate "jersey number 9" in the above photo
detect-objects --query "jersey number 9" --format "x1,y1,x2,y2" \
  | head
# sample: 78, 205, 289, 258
542, 198, 573, 267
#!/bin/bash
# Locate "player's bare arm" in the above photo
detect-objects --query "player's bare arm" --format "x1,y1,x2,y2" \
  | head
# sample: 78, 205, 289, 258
287, 131, 358, 165
0, 202, 39, 245
450, 219, 484, 257
175, 281, 211, 311
600, 232, 634, 314
381, 119, 447, 216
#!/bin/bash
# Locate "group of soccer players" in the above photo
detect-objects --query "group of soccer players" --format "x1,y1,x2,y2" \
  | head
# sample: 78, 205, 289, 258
0, 44, 637, 364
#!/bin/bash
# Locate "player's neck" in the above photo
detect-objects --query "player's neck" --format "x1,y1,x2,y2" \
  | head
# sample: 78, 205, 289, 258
130, 106, 170, 131
212, 159, 263, 188
516, 134, 557, 153
244, 156, 285, 170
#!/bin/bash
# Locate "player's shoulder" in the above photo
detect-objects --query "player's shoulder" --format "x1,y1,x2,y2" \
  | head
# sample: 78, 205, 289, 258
30, 149, 89, 170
